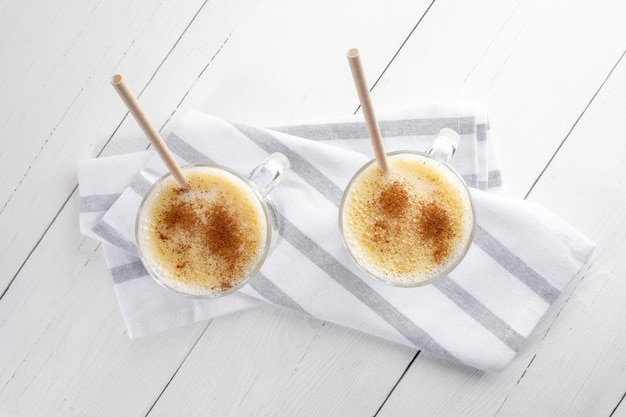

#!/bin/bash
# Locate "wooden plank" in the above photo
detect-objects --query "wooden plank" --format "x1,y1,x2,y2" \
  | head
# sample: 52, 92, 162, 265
372, 307, 570, 417
0, 0, 206, 292
614, 398, 626, 417
492, 49, 626, 417
108, 0, 438, 131
3, 0, 625, 415
0, 0, 434, 415
0, 0, 432, 292
91, 0, 438, 415
0, 191, 210, 416
375, 0, 626, 415
371, 0, 626, 198
145, 307, 416, 416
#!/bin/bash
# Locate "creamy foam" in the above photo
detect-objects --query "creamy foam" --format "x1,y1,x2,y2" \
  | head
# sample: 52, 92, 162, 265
137, 166, 269, 297
341, 152, 474, 286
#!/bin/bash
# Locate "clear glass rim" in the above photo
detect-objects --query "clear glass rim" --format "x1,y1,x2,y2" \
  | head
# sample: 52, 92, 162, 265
338, 150, 476, 288
135, 163, 273, 298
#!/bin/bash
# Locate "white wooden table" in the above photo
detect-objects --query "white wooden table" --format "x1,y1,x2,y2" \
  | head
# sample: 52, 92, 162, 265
2, 0, 626, 415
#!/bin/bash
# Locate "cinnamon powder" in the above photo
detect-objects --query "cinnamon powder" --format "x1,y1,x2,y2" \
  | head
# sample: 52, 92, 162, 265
372, 181, 409, 245
203, 203, 244, 279
373, 180, 456, 265
157, 189, 250, 290
377, 181, 409, 217
416, 200, 456, 264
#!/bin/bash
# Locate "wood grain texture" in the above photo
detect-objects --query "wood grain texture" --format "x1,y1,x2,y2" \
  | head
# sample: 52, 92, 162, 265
0, 192, 210, 416
495, 49, 626, 417
1, 0, 431, 415
372, 0, 626, 198
1, 0, 624, 415
614, 398, 626, 417
145, 307, 416, 416
375, 1, 626, 415
0, 0, 207, 292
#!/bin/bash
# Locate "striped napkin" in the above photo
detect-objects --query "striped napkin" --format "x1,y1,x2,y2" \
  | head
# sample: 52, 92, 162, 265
77, 105, 594, 372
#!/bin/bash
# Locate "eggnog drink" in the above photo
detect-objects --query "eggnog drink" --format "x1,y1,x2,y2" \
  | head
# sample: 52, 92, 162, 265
136, 165, 270, 297
340, 151, 474, 286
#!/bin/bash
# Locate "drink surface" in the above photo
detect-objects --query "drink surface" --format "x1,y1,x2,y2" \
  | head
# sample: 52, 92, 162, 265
137, 166, 268, 297
341, 153, 473, 286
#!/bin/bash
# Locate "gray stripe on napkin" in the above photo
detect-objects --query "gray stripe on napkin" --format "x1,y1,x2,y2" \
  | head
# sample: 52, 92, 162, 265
106, 135, 310, 313
476, 123, 488, 142
433, 278, 524, 351
166, 133, 214, 164
479, 170, 503, 190
271, 117, 479, 140
465, 170, 502, 190
127, 133, 215, 199
80, 194, 120, 213
233, 123, 344, 205
250, 273, 308, 314
110, 260, 148, 284
93, 222, 137, 255
473, 225, 560, 303
166, 125, 449, 351
154, 121, 515, 355
278, 213, 456, 361
488, 170, 503, 188
237, 121, 523, 353
105, 248, 306, 314
130, 176, 153, 197
462, 174, 479, 188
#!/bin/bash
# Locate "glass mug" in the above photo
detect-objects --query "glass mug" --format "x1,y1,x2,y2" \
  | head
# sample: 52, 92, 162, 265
136, 153, 290, 298
339, 128, 475, 287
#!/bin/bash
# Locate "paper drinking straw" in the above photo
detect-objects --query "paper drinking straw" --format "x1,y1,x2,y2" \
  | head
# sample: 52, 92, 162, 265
110, 74, 189, 189
346, 48, 389, 175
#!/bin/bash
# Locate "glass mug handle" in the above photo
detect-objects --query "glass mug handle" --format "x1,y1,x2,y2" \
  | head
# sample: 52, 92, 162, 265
248, 152, 291, 196
426, 128, 461, 164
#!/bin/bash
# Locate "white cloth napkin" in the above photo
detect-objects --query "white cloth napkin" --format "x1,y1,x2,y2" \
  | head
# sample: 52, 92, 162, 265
77, 105, 594, 372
